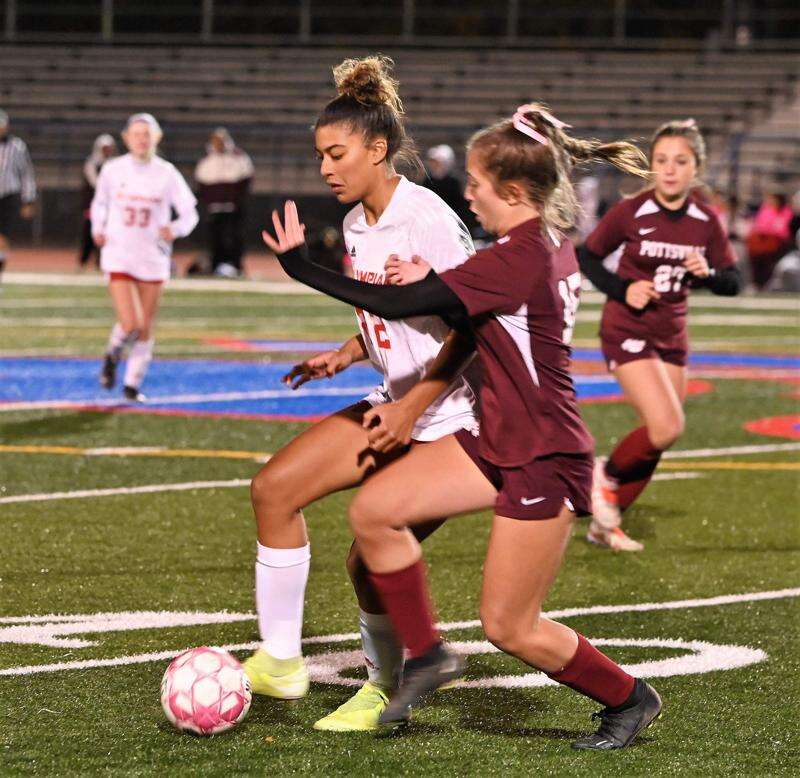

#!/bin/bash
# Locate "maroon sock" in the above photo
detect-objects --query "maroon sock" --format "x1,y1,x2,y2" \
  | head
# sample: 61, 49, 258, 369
617, 452, 662, 511
548, 633, 635, 707
606, 426, 663, 485
368, 559, 440, 659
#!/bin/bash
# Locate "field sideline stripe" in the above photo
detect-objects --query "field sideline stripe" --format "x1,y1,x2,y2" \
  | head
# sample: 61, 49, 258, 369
660, 461, 800, 471
0, 444, 270, 461
1, 588, 797, 677
0, 385, 378, 412
0, 479, 251, 505
662, 442, 800, 458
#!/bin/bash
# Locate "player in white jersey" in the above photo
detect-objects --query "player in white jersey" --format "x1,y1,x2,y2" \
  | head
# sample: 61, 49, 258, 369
90, 113, 198, 401
242, 56, 478, 732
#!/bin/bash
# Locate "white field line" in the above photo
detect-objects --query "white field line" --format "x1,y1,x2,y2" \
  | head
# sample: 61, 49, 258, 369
651, 471, 703, 481
2, 311, 796, 329
3, 272, 320, 295
1, 444, 794, 504
0, 385, 378, 413
6, 272, 799, 310
0, 472, 702, 507
0, 297, 340, 310
0, 587, 796, 676
0, 479, 250, 505
0, 344, 297, 357
0, 315, 354, 328
662, 442, 800, 459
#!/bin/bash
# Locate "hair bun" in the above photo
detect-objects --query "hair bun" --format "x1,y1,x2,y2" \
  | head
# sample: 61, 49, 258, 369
333, 56, 403, 114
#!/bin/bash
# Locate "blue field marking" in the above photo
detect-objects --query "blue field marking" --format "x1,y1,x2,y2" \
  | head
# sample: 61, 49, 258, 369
0, 357, 622, 418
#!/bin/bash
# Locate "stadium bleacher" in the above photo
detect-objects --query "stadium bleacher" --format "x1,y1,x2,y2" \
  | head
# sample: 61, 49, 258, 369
2, 44, 798, 199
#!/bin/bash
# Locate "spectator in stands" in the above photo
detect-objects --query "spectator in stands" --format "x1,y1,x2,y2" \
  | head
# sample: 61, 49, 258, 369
766, 189, 800, 292
422, 144, 471, 229
194, 127, 253, 277
78, 134, 117, 269
746, 192, 794, 289
0, 109, 36, 280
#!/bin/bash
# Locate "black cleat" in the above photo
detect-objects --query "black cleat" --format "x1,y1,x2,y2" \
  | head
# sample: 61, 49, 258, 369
122, 385, 147, 403
572, 680, 662, 750
377, 642, 465, 734
99, 354, 118, 389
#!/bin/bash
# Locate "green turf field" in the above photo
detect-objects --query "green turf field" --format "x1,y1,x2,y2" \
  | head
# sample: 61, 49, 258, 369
1, 277, 798, 776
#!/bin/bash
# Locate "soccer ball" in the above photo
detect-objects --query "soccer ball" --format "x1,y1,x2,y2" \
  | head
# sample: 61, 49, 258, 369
160, 646, 252, 736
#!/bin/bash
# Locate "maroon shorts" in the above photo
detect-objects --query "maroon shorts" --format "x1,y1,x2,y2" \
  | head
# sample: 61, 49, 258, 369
600, 300, 688, 369
454, 429, 592, 520
600, 331, 688, 370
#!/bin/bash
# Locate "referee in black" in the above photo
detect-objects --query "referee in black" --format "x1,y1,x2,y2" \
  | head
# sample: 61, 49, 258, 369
0, 109, 37, 278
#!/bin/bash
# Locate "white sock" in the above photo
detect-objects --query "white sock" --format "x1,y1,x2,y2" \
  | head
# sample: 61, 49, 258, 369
105, 323, 135, 360
123, 337, 154, 388
359, 609, 404, 690
255, 541, 311, 659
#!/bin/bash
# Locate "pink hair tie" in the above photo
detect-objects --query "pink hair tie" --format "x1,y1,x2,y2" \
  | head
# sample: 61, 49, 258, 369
512, 104, 571, 146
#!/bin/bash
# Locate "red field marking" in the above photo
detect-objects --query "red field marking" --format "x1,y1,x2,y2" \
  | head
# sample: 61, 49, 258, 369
743, 415, 800, 441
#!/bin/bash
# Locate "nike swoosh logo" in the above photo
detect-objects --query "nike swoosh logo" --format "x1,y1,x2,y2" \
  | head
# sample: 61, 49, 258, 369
639, 227, 656, 235
520, 496, 546, 506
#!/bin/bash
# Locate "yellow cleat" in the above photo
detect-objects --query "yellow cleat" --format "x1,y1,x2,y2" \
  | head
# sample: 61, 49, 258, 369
242, 649, 309, 699
313, 682, 390, 732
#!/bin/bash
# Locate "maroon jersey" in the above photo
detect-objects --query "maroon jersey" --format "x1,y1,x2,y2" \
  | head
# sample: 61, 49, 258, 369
440, 218, 594, 468
586, 190, 736, 338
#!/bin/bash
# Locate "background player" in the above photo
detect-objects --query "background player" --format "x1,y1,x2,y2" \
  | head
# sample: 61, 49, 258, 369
243, 56, 479, 733
264, 104, 663, 751
0, 109, 36, 281
578, 119, 742, 551
90, 113, 198, 402
79, 133, 116, 269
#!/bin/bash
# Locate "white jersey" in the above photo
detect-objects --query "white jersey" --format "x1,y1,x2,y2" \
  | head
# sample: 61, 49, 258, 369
343, 176, 479, 441
90, 153, 198, 281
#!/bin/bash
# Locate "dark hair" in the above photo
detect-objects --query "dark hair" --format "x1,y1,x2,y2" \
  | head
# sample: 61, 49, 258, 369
767, 192, 788, 209
468, 103, 649, 232
315, 55, 420, 172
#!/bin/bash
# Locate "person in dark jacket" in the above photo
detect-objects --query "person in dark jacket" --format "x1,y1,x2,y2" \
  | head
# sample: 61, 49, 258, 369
79, 134, 117, 268
194, 128, 253, 277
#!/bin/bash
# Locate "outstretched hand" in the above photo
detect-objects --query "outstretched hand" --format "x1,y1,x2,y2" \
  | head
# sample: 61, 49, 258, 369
262, 200, 306, 255
385, 254, 432, 285
281, 349, 353, 390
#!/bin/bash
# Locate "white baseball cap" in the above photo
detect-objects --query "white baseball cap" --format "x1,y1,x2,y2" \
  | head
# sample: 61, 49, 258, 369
426, 144, 455, 166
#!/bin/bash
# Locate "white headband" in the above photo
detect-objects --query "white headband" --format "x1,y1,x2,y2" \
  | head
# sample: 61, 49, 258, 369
125, 113, 161, 134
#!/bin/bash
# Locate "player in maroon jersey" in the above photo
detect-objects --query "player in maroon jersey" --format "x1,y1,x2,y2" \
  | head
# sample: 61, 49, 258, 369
263, 105, 663, 750
578, 119, 741, 551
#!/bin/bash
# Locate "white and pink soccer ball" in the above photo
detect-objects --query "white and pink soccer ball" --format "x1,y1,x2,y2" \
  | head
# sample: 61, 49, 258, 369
161, 646, 251, 736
